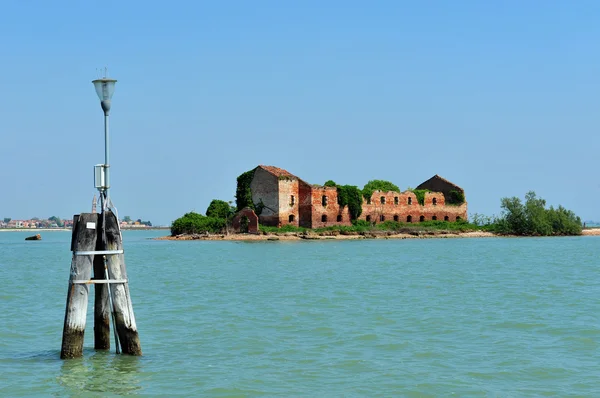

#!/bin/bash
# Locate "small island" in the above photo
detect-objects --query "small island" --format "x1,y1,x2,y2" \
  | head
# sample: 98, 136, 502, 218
162, 165, 585, 241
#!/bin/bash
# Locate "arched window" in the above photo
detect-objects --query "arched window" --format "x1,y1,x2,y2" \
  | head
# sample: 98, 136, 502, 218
380, 196, 386, 204
444, 216, 449, 221
290, 195, 295, 206
432, 215, 437, 221
366, 215, 371, 222
321, 215, 327, 222
432, 198, 437, 206
289, 214, 295, 222
408, 197, 412, 205
337, 215, 342, 222
380, 215, 385, 222
322, 195, 328, 206
419, 215, 425, 222
394, 197, 399, 205
393, 215, 399, 222
407, 215, 412, 223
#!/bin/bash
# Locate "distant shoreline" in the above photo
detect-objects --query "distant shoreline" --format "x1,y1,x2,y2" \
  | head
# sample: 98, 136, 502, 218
157, 227, 600, 241
0, 228, 71, 232
0, 227, 169, 232
158, 230, 497, 241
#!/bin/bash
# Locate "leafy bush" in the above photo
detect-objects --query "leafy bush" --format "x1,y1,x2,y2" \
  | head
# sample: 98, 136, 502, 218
447, 190, 465, 205
338, 185, 363, 219
206, 199, 234, 219
324, 180, 337, 187
495, 191, 581, 236
171, 212, 227, 235
362, 180, 400, 199
235, 169, 256, 211
410, 189, 429, 206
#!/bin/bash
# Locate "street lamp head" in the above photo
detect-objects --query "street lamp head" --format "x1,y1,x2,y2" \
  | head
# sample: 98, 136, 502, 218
92, 78, 117, 115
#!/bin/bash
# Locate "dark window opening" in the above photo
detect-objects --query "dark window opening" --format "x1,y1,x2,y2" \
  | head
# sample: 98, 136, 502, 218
419, 215, 425, 222
394, 197, 399, 205
290, 195, 295, 206
393, 215, 399, 222
321, 215, 327, 222
432, 198, 437, 206
337, 215, 342, 222
456, 216, 461, 221
366, 215, 372, 222
432, 215, 437, 221
322, 195, 328, 206
366, 197, 371, 205
380, 196, 386, 204
407, 215, 412, 223
444, 216, 449, 221
380, 215, 385, 222
289, 214, 295, 222
408, 197, 412, 205
240, 216, 249, 233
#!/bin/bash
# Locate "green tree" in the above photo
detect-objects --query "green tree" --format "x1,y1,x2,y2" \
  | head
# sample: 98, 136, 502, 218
206, 199, 234, 219
3, 218, 10, 223
171, 212, 227, 235
48, 216, 64, 227
324, 180, 337, 187
235, 169, 256, 211
123, 216, 132, 223
362, 180, 400, 199
337, 185, 363, 219
496, 191, 581, 236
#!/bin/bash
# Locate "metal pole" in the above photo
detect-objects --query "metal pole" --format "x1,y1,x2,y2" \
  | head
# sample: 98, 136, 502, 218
104, 113, 110, 202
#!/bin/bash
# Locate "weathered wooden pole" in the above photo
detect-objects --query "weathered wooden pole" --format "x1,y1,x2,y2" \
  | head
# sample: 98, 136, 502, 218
93, 214, 111, 350
104, 210, 142, 355
61, 213, 98, 359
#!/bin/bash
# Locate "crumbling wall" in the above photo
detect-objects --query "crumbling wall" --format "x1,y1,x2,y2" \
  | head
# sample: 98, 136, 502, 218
232, 208, 259, 234
278, 178, 300, 227
310, 186, 351, 228
250, 167, 280, 226
359, 190, 468, 223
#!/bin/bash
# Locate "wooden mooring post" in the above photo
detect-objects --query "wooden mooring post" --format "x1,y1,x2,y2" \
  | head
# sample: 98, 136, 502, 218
60, 211, 142, 359
61, 213, 98, 359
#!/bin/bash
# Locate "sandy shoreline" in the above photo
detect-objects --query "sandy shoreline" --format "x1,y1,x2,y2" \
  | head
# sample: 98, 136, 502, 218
157, 230, 498, 241
157, 228, 600, 241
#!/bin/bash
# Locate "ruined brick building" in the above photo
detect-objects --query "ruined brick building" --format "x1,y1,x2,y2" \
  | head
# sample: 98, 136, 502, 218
239, 165, 467, 229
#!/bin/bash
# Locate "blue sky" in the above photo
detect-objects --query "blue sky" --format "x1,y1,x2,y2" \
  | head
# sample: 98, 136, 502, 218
1, 1, 599, 225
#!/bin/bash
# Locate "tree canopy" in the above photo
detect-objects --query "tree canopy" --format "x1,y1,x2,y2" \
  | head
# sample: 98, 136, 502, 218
170, 212, 227, 236
206, 199, 234, 219
362, 180, 400, 199
495, 191, 581, 236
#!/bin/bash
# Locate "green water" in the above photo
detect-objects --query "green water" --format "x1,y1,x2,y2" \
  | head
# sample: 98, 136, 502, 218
1, 231, 599, 396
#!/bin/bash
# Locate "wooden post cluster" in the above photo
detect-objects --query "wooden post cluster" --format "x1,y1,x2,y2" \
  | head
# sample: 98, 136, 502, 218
60, 211, 142, 359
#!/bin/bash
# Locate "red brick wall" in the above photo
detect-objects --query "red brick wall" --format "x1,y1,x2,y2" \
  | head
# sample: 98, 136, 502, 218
298, 180, 313, 228
278, 179, 300, 227
359, 190, 467, 223
309, 186, 351, 228
232, 208, 259, 234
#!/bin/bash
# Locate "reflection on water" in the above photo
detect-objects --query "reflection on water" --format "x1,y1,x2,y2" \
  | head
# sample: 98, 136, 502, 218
56, 351, 142, 396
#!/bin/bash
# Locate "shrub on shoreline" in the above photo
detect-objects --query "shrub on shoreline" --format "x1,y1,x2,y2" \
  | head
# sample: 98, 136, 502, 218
171, 212, 227, 235
494, 191, 581, 236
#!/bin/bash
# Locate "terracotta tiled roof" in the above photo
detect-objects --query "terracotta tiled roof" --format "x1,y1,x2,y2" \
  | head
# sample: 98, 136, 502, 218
258, 165, 298, 179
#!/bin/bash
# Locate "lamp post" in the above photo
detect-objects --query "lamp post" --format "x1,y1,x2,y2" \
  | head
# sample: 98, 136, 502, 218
92, 75, 117, 210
